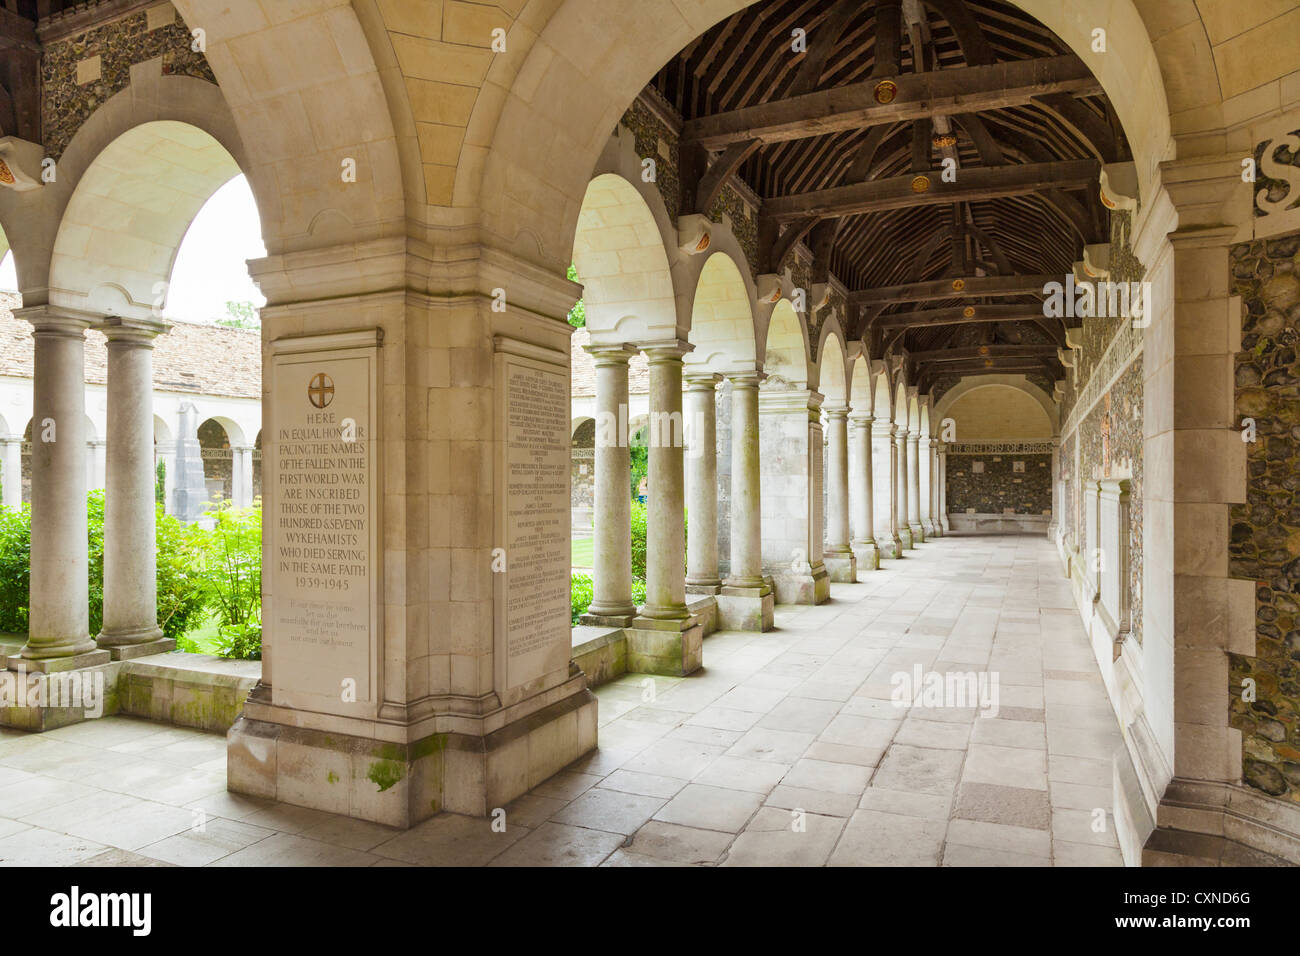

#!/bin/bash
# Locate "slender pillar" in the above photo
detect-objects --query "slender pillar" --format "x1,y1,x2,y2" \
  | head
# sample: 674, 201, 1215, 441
895, 428, 913, 549
640, 344, 690, 620
684, 372, 722, 592
726, 374, 765, 590
849, 413, 878, 569
1049, 438, 1061, 540
938, 444, 950, 532
925, 437, 941, 537
906, 430, 924, 543
232, 444, 254, 508
715, 373, 773, 632
822, 405, 855, 582
98, 317, 173, 658
581, 344, 637, 625
17, 307, 106, 669
917, 433, 933, 537
0, 435, 20, 510
627, 341, 701, 676
872, 419, 902, 558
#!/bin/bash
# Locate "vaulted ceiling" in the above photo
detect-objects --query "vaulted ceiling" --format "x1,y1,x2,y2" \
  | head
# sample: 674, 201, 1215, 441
651, 0, 1127, 391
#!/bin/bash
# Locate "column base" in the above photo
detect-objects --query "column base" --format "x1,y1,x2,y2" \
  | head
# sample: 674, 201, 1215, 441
685, 581, 723, 596
928, 520, 943, 538
768, 564, 830, 605
852, 539, 881, 571
228, 683, 598, 827
10, 648, 111, 673
579, 608, 636, 628
898, 526, 914, 550
823, 552, 857, 583
908, 521, 925, 544
105, 638, 177, 661
940, 516, 951, 533
1143, 777, 1300, 866
625, 614, 703, 676
715, 583, 774, 631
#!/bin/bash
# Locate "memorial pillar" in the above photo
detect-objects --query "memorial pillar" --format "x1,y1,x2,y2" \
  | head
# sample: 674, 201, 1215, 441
895, 428, 913, 549
580, 344, 637, 625
849, 413, 878, 570
232, 444, 254, 508
906, 430, 924, 543
15, 306, 107, 669
98, 317, 173, 659
627, 341, 701, 675
0, 434, 21, 510
684, 372, 722, 593
872, 419, 902, 558
822, 405, 855, 582
717, 372, 773, 631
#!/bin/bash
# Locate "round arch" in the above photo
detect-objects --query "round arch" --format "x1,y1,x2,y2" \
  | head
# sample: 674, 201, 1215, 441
933, 375, 1060, 436
572, 172, 677, 346
686, 251, 757, 374
817, 319, 849, 407
760, 298, 811, 388
848, 354, 873, 417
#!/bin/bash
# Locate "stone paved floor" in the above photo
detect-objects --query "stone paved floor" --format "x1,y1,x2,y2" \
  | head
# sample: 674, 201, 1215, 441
0, 533, 1124, 866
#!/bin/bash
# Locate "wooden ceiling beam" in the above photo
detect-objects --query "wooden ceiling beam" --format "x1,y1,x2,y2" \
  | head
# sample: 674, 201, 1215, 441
682, 54, 1103, 149
851, 271, 1055, 305
905, 344, 1058, 362
764, 157, 1098, 222
877, 303, 1050, 328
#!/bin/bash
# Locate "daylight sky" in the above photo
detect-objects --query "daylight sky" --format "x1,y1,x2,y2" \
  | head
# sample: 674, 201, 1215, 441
0, 173, 266, 323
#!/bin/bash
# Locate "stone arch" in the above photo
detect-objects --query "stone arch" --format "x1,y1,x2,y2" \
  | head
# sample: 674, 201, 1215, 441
817, 321, 849, 407
10, 74, 252, 305
849, 355, 874, 417
198, 416, 241, 504
168, 0, 405, 257
48, 119, 248, 320
686, 251, 758, 374
759, 298, 811, 389
571, 416, 595, 439
893, 377, 909, 429
934, 375, 1060, 437
571, 172, 677, 346
872, 364, 893, 424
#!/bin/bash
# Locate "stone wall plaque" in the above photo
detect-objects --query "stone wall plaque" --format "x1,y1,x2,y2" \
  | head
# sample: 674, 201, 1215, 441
494, 337, 572, 696
268, 330, 382, 716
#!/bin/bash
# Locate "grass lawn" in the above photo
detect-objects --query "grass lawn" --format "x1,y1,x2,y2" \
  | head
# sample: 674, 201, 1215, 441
571, 536, 594, 569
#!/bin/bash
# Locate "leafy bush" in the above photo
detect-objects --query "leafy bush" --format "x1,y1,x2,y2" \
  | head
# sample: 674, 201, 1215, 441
0, 503, 30, 633
630, 499, 687, 582
200, 504, 262, 628
571, 572, 593, 624
155, 510, 209, 640
215, 619, 262, 661
87, 491, 105, 637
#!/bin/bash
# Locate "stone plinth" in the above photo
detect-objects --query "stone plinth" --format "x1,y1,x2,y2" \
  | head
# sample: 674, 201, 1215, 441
715, 585, 774, 631
624, 615, 703, 677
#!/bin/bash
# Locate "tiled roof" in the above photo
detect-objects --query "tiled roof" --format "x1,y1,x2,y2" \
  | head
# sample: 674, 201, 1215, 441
570, 326, 649, 397
0, 293, 261, 399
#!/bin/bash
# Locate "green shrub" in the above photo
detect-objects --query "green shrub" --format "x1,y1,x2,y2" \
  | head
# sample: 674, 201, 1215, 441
0, 503, 30, 633
571, 572, 593, 624
200, 503, 262, 629
87, 491, 105, 637
630, 499, 687, 582
155, 510, 209, 640
215, 619, 262, 661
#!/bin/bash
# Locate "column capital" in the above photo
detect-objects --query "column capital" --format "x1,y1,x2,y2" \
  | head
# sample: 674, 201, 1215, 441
823, 404, 849, 420
848, 412, 873, 426
683, 370, 723, 389
14, 304, 97, 337
101, 315, 170, 345
583, 342, 638, 365
872, 419, 896, 437
725, 369, 766, 388
638, 339, 693, 362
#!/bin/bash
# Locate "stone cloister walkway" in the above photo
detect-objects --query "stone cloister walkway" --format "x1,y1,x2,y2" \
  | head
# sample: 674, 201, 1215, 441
0, 534, 1123, 866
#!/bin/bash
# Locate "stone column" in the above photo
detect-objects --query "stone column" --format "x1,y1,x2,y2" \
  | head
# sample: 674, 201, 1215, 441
15, 307, 107, 670
98, 317, 174, 659
232, 444, 254, 508
906, 430, 924, 543
1048, 438, 1061, 541
580, 344, 637, 626
917, 434, 934, 538
717, 373, 773, 631
849, 413, 878, 570
872, 419, 902, 558
759, 386, 830, 604
0, 434, 21, 510
926, 438, 942, 537
895, 428, 913, 549
684, 372, 722, 593
822, 405, 855, 582
938, 444, 950, 532
628, 341, 701, 676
